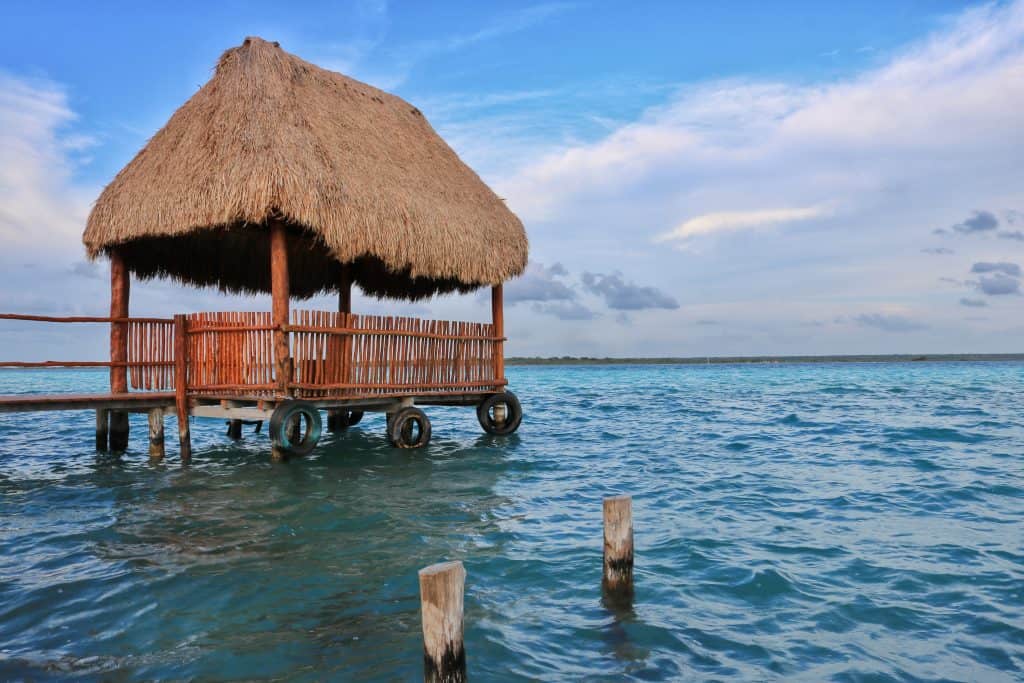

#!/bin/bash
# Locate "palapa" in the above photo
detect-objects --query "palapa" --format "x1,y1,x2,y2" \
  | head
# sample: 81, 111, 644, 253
84, 36, 528, 300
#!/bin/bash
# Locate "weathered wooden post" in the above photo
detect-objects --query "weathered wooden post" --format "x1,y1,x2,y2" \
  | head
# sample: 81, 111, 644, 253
491, 284, 504, 387
148, 408, 165, 460
419, 560, 467, 683
603, 496, 634, 599
227, 420, 243, 439
95, 408, 109, 451
109, 250, 130, 451
270, 220, 291, 398
329, 266, 352, 432
173, 314, 192, 463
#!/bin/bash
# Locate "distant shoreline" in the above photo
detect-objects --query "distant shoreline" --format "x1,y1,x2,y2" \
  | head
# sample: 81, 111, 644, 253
507, 354, 1024, 366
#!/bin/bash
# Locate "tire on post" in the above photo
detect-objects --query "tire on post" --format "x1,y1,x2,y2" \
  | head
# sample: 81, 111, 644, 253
387, 406, 431, 449
269, 400, 323, 457
477, 391, 523, 436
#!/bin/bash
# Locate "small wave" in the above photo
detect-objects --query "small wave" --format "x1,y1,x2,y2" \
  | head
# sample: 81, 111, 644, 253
728, 568, 803, 604
778, 413, 820, 427
884, 426, 987, 443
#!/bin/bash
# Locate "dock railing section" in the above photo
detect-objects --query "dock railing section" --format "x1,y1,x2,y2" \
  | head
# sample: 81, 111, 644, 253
184, 310, 505, 399
0, 314, 175, 392
1, 310, 505, 400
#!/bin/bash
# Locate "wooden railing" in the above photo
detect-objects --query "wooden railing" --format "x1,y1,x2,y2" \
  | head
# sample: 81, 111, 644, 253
0, 314, 175, 391
1, 310, 505, 400
182, 310, 504, 399
290, 311, 502, 398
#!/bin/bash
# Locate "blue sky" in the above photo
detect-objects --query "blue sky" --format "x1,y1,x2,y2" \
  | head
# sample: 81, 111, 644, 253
2, 0, 1023, 358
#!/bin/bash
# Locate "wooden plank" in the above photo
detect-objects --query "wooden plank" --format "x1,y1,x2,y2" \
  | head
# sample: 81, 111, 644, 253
0, 392, 175, 414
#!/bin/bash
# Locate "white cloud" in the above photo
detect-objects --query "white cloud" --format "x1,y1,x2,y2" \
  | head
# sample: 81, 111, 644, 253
0, 73, 94, 248
655, 206, 827, 242
495, 1, 1024, 232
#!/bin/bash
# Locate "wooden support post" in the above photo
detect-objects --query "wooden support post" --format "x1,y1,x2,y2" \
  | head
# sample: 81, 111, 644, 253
270, 220, 292, 398
227, 419, 243, 439
174, 314, 191, 463
330, 266, 353, 430
419, 561, 467, 683
491, 284, 504, 387
95, 408, 109, 451
603, 496, 634, 598
109, 411, 130, 453
148, 408, 165, 460
109, 250, 130, 451
339, 265, 352, 315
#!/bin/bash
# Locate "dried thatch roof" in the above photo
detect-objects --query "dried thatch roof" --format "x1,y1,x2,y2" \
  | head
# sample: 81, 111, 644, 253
83, 37, 527, 300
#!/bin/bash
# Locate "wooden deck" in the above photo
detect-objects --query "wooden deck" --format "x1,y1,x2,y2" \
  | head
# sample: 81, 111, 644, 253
0, 392, 175, 414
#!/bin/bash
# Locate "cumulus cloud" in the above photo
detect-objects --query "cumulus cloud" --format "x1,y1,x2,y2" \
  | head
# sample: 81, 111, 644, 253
998, 230, 1024, 241
655, 206, 827, 243
0, 72, 94, 247
504, 261, 575, 304
854, 313, 927, 332
960, 297, 987, 307
949, 210, 999, 235
922, 247, 954, 255
971, 261, 1021, 276
581, 272, 679, 310
977, 273, 1020, 295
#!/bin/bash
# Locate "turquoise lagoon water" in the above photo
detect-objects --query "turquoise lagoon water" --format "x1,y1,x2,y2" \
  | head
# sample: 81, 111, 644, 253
0, 362, 1022, 681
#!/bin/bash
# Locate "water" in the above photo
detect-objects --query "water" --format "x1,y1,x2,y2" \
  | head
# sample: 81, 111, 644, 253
0, 362, 1022, 681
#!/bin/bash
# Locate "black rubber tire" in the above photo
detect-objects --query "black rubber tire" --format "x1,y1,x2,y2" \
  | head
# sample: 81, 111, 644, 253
387, 407, 431, 449
269, 401, 323, 457
347, 410, 364, 426
477, 391, 523, 436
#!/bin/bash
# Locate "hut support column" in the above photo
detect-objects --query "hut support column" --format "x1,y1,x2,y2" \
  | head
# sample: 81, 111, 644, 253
174, 315, 191, 463
271, 221, 291, 398
491, 284, 505, 387
329, 266, 352, 432
109, 250, 130, 452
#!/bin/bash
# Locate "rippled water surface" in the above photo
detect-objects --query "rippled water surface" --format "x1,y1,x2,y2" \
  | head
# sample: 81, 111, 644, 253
1, 362, 1022, 681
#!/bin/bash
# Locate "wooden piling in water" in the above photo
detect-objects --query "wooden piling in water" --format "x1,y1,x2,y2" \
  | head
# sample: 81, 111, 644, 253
109, 410, 130, 452
603, 495, 634, 598
95, 408, 109, 451
227, 419, 243, 439
419, 560, 467, 683
148, 408, 165, 460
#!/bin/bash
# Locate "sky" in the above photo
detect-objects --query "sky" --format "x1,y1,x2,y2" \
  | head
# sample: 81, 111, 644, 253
1, 0, 1023, 359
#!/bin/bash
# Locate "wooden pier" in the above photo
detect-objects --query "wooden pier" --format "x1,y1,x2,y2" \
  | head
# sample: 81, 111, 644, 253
0, 36, 530, 460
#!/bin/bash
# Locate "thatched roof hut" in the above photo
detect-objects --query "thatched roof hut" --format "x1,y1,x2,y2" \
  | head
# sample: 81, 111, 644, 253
83, 36, 527, 300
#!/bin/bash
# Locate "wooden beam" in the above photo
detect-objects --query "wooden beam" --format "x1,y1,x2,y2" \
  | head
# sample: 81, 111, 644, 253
109, 250, 131, 450
270, 220, 292, 397
491, 284, 504, 385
